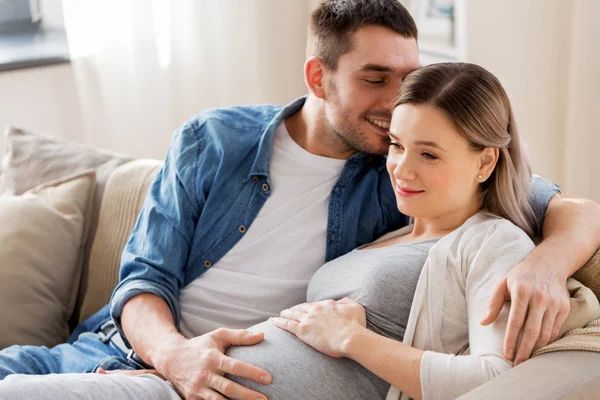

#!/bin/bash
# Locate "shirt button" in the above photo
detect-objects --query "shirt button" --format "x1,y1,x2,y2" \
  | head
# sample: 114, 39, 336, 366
252, 176, 259, 183
330, 233, 336, 241
239, 225, 246, 233
204, 260, 212, 268
262, 183, 269, 191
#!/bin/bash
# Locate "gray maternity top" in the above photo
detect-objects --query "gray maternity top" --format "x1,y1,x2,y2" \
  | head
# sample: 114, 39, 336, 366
226, 238, 438, 400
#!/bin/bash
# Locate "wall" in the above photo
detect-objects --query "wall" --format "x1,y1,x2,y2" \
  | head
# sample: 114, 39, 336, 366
563, 0, 600, 201
0, 64, 84, 153
463, 0, 572, 188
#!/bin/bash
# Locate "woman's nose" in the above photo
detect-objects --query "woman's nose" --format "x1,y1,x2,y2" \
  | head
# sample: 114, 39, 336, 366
393, 156, 416, 180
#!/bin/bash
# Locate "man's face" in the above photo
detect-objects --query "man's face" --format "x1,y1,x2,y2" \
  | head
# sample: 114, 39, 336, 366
322, 25, 420, 155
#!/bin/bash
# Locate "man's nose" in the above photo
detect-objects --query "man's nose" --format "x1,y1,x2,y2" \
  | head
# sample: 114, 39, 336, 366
380, 84, 401, 111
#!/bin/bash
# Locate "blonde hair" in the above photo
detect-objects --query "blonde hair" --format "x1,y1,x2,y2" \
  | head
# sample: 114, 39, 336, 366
395, 63, 536, 236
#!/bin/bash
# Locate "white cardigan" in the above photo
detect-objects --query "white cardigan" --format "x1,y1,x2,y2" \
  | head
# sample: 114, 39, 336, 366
385, 212, 535, 400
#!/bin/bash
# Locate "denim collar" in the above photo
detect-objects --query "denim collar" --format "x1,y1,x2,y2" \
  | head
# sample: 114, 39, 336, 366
248, 96, 307, 179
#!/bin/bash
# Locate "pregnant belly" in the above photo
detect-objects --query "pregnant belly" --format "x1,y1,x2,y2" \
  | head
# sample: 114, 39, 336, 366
225, 320, 389, 400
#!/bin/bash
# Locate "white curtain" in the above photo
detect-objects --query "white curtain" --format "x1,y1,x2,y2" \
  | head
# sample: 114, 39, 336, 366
61, 0, 313, 159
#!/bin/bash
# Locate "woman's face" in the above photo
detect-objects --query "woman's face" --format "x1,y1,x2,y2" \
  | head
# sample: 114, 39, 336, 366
386, 103, 484, 219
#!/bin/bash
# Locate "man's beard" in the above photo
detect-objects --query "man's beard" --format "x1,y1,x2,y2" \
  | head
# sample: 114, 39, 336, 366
324, 81, 391, 155
324, 108, 391, 155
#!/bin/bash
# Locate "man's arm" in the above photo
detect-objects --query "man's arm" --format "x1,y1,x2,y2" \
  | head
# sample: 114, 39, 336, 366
482, 194, 600, 365
121, 293, 271, 400
109, 122, 271, 400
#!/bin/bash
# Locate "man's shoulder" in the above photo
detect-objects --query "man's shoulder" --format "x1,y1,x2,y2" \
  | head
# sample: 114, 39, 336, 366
186, 103, 284, 134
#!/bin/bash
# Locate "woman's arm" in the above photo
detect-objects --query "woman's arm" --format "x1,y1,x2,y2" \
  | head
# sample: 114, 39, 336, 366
411, 221, 534, 400
275, 220, 534, 400
341, 328, 424, 399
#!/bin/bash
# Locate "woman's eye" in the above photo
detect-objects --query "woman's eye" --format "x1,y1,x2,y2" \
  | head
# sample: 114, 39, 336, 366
364, 79, 384, 85
390, 142, 404, 150
422, 152, 437, 160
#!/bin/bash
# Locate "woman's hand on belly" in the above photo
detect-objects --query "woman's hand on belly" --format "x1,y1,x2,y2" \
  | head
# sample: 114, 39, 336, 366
272, 297, 367, 358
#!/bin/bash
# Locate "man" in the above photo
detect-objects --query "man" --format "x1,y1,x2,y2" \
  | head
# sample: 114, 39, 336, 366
1, 1, 599, 399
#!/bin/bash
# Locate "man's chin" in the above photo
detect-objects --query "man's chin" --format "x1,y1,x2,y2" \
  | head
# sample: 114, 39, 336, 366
363, 139, 390, 156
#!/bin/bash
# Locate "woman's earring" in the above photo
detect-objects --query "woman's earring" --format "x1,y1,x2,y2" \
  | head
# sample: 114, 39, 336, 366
477, 174, 484, 180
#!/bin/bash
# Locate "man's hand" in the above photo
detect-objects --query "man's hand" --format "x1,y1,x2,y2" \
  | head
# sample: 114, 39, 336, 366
152, 328, 272, 400
480, 258, 570, 366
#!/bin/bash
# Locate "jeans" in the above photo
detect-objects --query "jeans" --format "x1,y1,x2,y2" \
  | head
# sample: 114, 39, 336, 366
0, 305, 136, 379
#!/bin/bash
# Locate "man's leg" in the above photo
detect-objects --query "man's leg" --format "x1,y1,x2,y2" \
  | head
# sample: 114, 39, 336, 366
0, 332, 127, 378
0, 373, 180, 400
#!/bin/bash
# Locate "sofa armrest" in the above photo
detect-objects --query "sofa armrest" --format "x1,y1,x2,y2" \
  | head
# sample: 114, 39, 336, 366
457, 351, 600, 400
77, 159, 163, 323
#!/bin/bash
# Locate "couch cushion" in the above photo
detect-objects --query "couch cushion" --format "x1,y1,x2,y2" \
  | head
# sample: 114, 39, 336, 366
79, 159, 163, 323
573, 249, 600, 300
0, 171, 95, 348
0, 126, 134, 327
457, 350, 600, 400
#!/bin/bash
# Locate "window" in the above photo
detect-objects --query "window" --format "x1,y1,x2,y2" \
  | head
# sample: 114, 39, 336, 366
0, 0, 70, 72
0, 0, 42, 33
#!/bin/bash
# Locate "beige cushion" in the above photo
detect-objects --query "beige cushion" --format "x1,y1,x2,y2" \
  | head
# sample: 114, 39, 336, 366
0, 171, 95, 349
0, 126, 134, 325
573, 249, 600, 300
79, 159, 163, 323
0, 126, 132, 198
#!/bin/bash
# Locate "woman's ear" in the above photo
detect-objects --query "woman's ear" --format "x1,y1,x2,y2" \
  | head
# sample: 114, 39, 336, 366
304, 56, 327, 100
477, 147, 499, 181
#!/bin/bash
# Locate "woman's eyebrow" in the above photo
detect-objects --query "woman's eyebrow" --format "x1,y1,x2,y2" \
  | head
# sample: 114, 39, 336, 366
388, 133, 447, 152
414, 140, 446, 151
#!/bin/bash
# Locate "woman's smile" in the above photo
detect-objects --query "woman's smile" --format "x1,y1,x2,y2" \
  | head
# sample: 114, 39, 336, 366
395, 185, 425, 197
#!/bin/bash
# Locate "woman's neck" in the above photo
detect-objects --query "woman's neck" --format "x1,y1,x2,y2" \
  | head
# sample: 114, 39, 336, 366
410, 199, 483, 240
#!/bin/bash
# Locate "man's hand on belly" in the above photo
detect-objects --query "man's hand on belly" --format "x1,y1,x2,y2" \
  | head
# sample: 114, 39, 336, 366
152, 328, 272, 400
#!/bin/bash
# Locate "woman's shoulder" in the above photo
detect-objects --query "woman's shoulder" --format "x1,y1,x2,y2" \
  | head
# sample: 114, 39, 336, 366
455, 211, 532, 246
437, 211, 535, 271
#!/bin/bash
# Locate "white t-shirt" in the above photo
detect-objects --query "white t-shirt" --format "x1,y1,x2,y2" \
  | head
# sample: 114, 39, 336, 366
178, 122, 346, 338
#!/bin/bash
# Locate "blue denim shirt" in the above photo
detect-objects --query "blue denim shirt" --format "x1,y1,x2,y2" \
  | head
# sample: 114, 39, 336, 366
108, 97, 560, 340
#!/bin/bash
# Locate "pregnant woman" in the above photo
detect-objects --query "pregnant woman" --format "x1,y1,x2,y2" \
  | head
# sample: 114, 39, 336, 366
225, 62, 541, 400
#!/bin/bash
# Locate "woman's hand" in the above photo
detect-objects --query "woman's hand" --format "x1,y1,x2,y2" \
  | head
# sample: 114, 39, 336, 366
271, 297, 367, 358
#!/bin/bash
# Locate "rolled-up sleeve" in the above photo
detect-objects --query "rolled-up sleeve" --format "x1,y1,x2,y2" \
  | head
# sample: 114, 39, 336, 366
110, 122, 204, 340
529, 175, 561, 236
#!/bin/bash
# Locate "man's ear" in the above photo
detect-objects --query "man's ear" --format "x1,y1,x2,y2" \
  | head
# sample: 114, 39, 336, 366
478, 147, 499, 181
304, 56, 327, 100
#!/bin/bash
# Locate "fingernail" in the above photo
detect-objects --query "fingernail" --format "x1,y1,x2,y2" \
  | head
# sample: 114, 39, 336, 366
261, 374, 271, 383
507, 349, 514, 360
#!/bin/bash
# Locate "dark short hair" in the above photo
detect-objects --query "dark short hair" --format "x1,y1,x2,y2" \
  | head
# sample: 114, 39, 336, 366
309, 0, 418, 70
